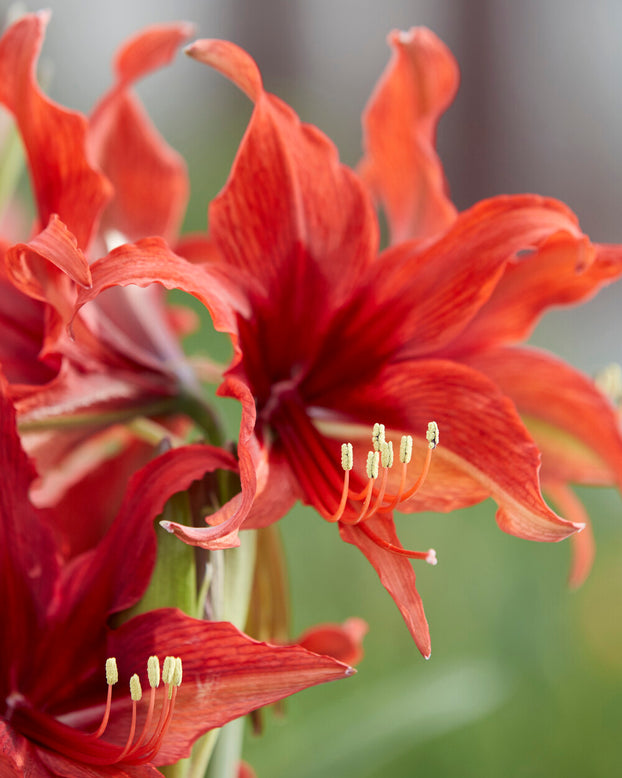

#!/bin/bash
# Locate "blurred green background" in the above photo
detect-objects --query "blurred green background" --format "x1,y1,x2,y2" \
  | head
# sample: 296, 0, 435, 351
4, 0, 622, 774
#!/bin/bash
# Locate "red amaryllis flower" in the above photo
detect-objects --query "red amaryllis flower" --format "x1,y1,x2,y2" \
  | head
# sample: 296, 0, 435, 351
73, 36, 622, 657
0, 375, 353, 776
0, 13, 207, 499
358, 28, 622, 588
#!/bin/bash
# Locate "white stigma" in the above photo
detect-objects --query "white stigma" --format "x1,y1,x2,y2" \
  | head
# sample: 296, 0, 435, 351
426, 549, 438, 566
426, 421, 439, 449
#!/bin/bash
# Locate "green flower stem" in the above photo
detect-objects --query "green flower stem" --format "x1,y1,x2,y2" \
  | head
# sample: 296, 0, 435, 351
197, 533, 258, 778
17, 399, 177, 433
122, 491, 198, 622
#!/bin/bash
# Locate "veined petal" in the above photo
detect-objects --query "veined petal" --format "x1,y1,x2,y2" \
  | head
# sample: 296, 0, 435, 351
0, 376, 59, 682
301, 195, 590, 399
339, 517, 431, 658
448, 238, 622, 353
359, 27, 458, 242
464, 346, 622, 488
324, 359, 580, 542
187, 39, 379, 317
5, 215, 91, 302
0, 13, 112, 249
89, 23, 193, 243
106, 610, 353, 766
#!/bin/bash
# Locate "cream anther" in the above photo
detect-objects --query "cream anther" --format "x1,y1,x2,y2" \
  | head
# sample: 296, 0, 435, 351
341, 442, 354, 471
399, 435, 413, 464
173, 658, 183, 687
366, 450, 379, 480
147, 656, 160, 688
161, 656, 175, 685
129, 674, 142, 702
426, 421, 439, 449
380, 440, 394, 469
372, 423, 386, 451
105, 658, 118, 686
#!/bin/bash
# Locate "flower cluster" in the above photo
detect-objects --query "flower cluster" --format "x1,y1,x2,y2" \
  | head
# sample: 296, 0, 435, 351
1, 10, 621, 776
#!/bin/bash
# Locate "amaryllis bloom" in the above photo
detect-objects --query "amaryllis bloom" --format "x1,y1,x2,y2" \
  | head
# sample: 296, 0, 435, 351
357, 28, 622, 588
73, 35, 622, 657
0, 376, 353, 776
0, 13, 207, 499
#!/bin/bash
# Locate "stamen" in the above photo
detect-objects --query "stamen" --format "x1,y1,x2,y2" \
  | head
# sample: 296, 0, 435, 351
132, 656, 160, 751
92, 658, 118, 738
372, 423, 386, 451
426, 421, 439, 449
329, 423, 440, 558
113, 675, 141, 762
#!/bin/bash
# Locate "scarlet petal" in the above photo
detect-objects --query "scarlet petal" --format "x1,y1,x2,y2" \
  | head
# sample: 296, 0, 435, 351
339, 517, 431, 658
0, 13, 112, 249
448, 238, 622, 353
545, 481, 596, 589
89, 23, 193, 243
106, 611, 354, 766
295, 618, 368, 666
188, 38, 378, 316
359, 27, 458, 242
328, 359, 579, 542
464, 346, 622, 488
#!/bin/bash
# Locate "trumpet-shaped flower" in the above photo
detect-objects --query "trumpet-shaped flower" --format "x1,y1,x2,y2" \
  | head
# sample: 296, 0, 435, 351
0, 375, 353, 776
358, 28, 622, 588
74, 33, 622, 657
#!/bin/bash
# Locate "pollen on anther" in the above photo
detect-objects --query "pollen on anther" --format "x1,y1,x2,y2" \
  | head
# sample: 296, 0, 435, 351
399, 435, 413, 464
129, 674, 142, 702
173, 658, 183, 687
341, 442, 353, 471
380, 440, 394, 469
162, 656, 175, 685
426, 421, 439, 449
366, 450, 379, 480
372, 423, 386, 451
426, 549, 438, 566
105, 657, 118, 686
147, 656, 160, 688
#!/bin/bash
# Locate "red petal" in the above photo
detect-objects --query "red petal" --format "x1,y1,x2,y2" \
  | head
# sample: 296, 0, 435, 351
0, 722, 54, 778
89, 23, 193, 243
0, 377, 60, 683
359, 27, 458, 241
326, 359, 580, 542
187, 39, 378, 319
545, 481, 596, 589
464, 346, 622, 488
448, 238, 622, 353
376, 195, 589, 360
0, 13, 112, 249
106, 611, 353, 765
339, 517, 431, 658
294, 618, 368, 666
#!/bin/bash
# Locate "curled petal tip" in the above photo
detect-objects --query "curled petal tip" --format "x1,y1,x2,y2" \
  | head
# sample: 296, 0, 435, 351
159, 520, 174, 534
424, 652, 431, 661
345, 667, 357, 677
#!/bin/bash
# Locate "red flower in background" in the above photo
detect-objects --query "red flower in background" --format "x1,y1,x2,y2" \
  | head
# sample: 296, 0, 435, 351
0, 13, 208, 503
74, 33, 622, 657
358, 28, 622, 587
0, 376, 352, 776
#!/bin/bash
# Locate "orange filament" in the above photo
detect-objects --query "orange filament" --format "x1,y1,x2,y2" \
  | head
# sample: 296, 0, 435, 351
79, 655, 182, 766
324, 422, 438, 526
